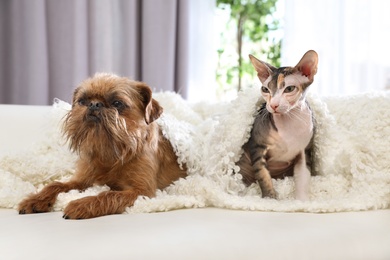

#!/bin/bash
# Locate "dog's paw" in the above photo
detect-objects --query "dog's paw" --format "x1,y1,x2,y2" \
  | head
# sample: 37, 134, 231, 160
18, 197, 54, 214
63, 196, 103, 220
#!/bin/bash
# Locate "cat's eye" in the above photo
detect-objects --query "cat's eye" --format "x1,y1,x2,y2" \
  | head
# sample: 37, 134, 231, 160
284, 86, 296, 93
261, 86, 270, 93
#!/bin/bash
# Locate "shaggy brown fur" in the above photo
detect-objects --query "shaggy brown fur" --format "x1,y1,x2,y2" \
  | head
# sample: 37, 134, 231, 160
18, 73, 187, 219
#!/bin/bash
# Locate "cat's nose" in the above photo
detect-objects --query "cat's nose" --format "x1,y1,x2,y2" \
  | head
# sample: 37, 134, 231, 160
271, 104, 279, 111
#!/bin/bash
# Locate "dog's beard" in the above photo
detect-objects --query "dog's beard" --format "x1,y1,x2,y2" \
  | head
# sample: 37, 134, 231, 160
63, 108, 143, 164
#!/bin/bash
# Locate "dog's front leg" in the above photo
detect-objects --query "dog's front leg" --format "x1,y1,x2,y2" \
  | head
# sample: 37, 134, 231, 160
18, 180, 89, 214
63, 188, 145, 219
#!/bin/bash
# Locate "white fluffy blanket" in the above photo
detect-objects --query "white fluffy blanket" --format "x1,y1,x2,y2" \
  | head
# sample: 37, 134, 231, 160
1, 87, 390, 213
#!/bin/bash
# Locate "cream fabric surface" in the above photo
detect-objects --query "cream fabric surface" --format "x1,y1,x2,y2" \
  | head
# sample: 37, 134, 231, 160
0, 88, 389, 213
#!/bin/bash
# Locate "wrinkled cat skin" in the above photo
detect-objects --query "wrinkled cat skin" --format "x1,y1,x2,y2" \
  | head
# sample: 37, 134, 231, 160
237, 50, 318, 201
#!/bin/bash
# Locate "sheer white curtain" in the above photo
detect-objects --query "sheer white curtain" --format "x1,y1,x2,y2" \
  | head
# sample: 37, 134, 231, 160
281, 0, 390, 96
0, 0, 215, 105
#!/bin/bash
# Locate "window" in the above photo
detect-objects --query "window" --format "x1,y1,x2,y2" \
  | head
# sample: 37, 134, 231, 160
213, 0, 390, 99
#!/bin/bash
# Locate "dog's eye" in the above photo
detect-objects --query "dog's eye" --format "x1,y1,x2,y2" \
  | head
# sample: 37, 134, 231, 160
78, 99, 87, 106
112, 100, 124, 109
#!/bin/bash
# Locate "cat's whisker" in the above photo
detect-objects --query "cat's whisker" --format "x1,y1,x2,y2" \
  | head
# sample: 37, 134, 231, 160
289, 109, 310, 126
258, 110, 269, 126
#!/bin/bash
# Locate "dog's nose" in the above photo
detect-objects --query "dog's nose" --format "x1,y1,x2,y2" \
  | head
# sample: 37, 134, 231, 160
88, 101, 104, 111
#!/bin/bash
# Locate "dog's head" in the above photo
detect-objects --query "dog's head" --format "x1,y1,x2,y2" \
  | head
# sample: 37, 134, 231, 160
63, 73, 162, 163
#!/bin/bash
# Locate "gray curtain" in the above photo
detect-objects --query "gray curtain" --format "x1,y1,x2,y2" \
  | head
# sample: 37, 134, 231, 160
0, 0, 212, 105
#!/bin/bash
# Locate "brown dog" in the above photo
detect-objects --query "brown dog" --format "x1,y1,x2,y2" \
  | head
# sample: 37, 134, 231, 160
18, 73, 187, 219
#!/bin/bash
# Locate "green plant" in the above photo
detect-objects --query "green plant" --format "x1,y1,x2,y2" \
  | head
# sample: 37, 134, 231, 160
216, 0, 281, 92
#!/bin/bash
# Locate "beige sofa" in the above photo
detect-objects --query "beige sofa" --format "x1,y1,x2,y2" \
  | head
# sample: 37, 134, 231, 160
0, 90, 390, 259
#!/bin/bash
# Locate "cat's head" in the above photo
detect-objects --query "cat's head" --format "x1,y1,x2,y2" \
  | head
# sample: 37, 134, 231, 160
249, 50, 318, 114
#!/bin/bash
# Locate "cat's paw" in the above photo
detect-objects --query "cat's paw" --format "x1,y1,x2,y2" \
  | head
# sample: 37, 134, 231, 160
295, 191, 309, 201
262, 189, 278, 199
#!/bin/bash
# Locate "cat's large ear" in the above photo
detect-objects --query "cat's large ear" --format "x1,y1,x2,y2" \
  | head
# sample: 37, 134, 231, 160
249, 54, 276, 84
295, 50, 318, 81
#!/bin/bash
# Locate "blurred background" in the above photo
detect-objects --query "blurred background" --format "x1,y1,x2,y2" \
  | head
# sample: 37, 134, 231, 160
1, 0, 390, 105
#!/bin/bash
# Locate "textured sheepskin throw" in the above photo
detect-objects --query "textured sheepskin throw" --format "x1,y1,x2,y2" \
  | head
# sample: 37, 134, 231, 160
1, 87, 389, 213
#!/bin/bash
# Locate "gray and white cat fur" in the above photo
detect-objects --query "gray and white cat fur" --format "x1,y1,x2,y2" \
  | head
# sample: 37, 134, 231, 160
237, 50, 318, 201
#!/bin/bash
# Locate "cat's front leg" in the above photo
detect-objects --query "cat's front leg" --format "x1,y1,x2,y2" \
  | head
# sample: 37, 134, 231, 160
248, 142, 277, 199
293, 151, 311, 201
255, 167, 277, 199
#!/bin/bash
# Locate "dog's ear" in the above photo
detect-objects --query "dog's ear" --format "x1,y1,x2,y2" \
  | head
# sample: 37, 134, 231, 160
71, 87, 81, 107
137, 83, 163, 124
